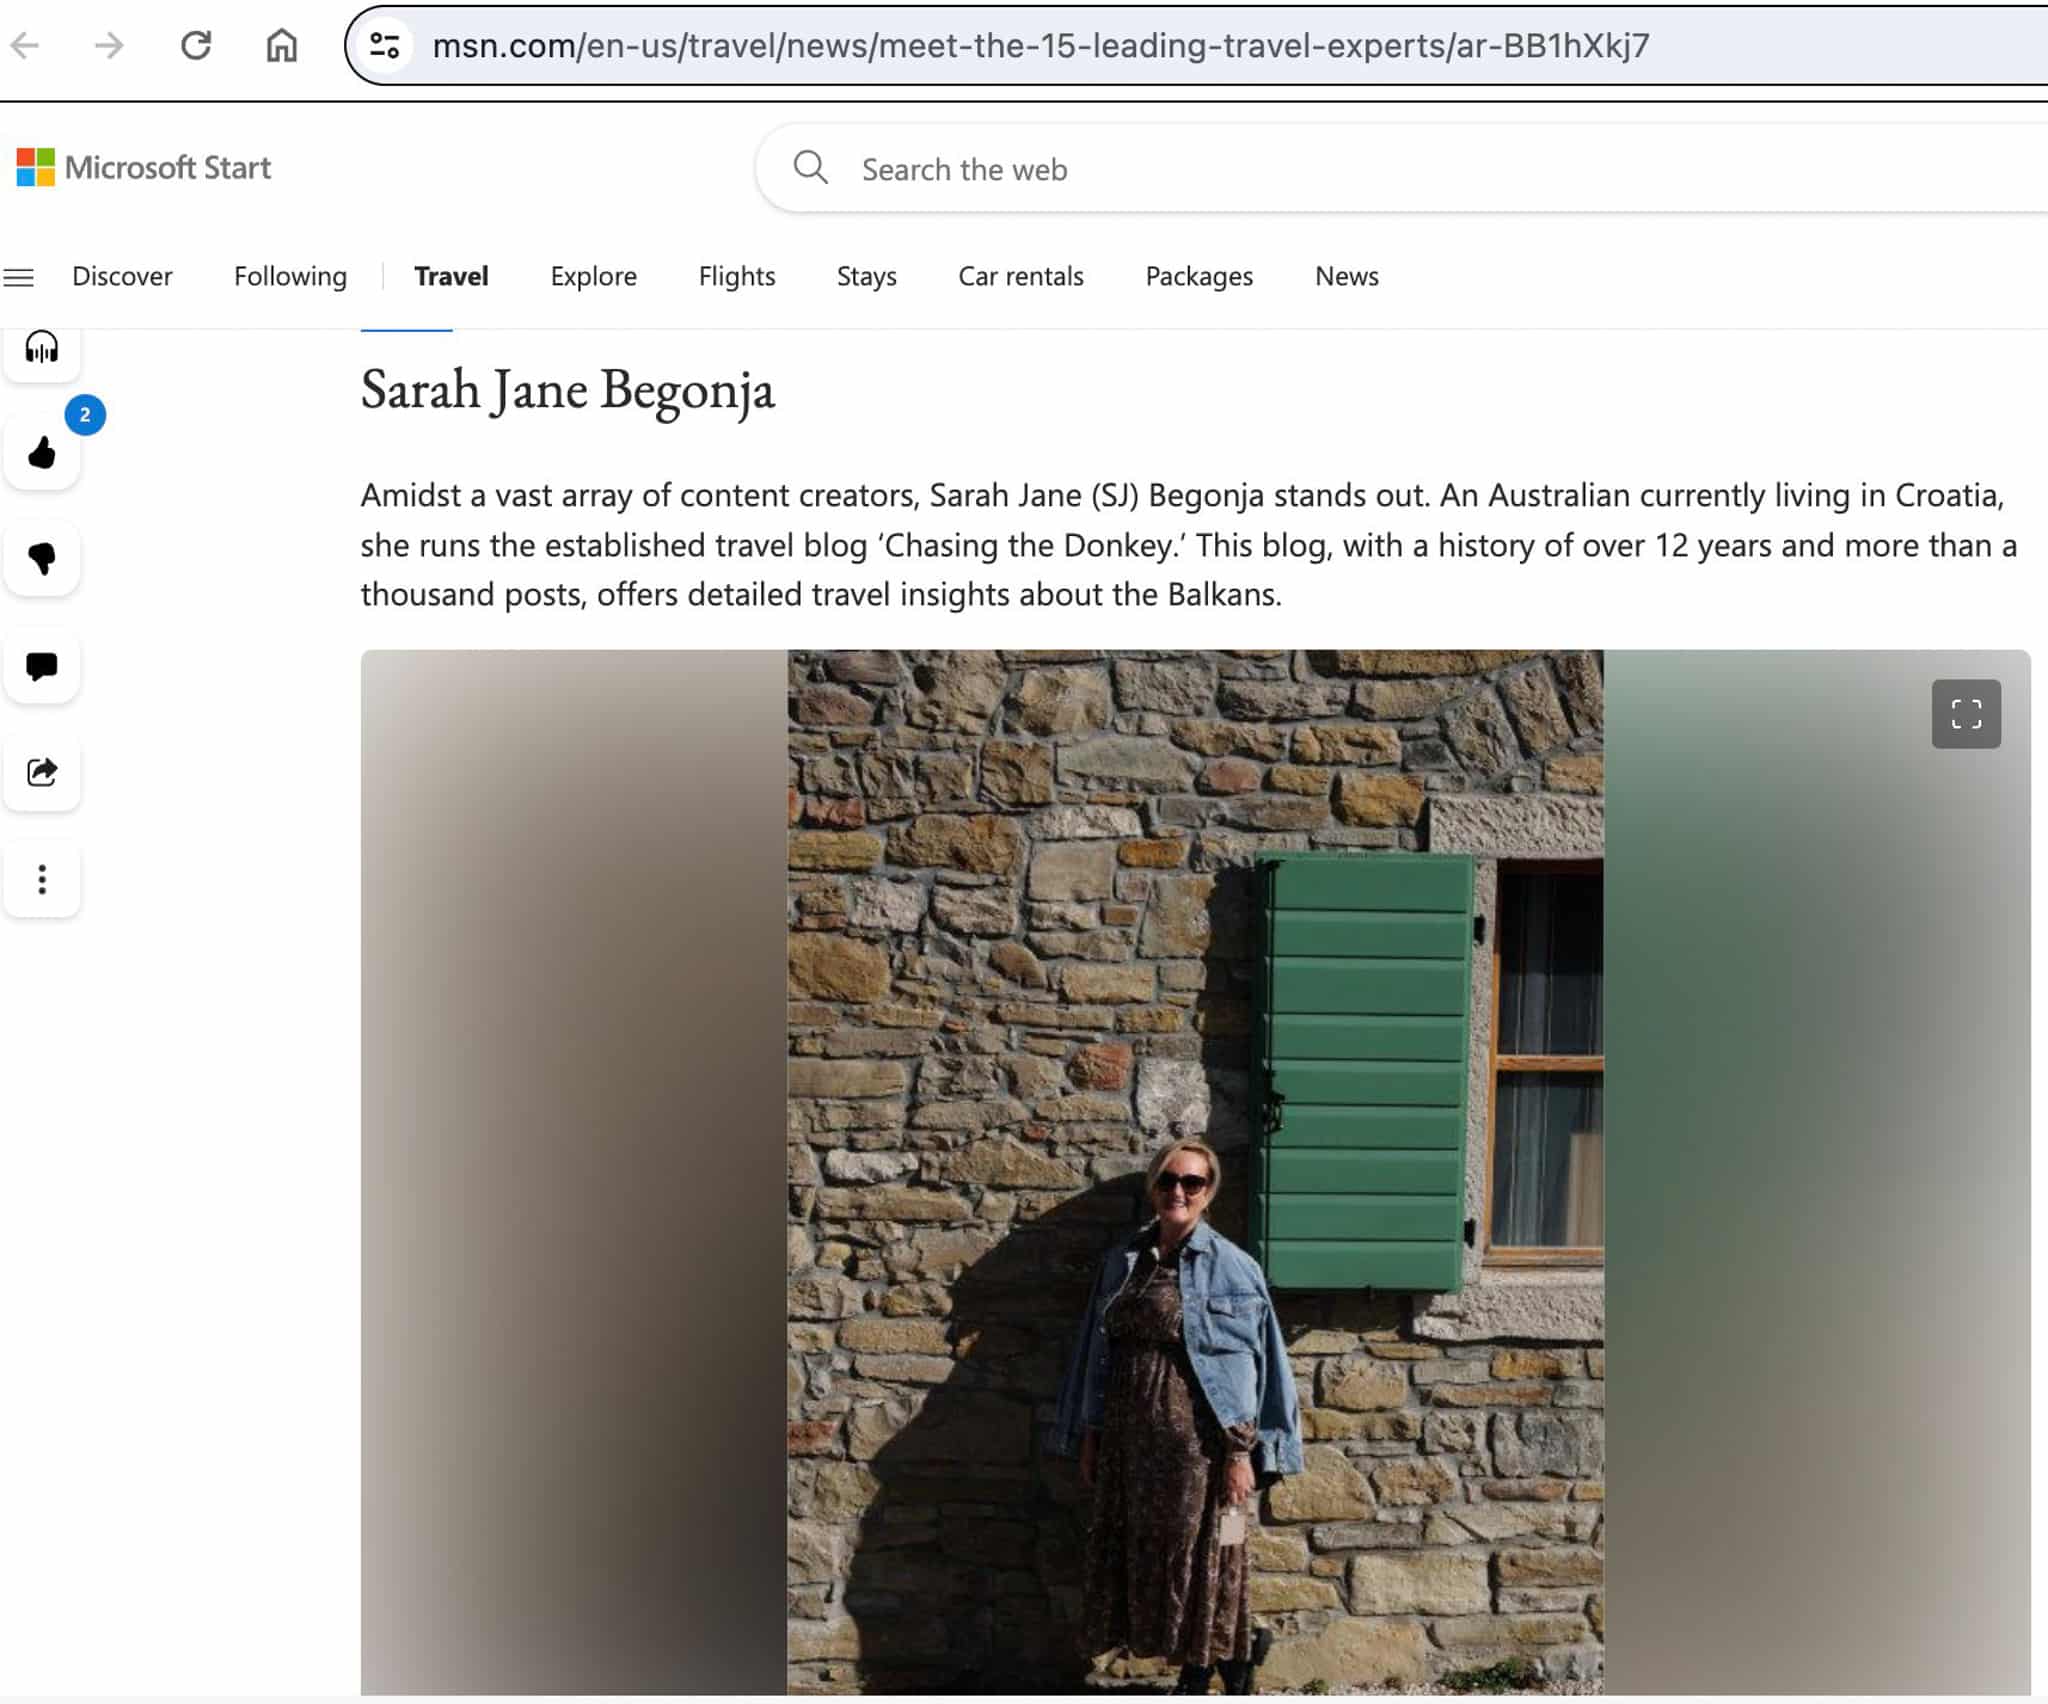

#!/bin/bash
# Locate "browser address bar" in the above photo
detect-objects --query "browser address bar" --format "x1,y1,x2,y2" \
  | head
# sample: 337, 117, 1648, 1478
346, 6, 2048, 86
756, 121, 2048, 212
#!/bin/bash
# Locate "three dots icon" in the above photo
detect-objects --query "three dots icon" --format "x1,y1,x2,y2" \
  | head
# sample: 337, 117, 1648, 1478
1, 845, 78, 916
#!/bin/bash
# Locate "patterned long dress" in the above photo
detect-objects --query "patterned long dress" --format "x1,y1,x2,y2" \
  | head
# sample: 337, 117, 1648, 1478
1083, 1235, 1259, 1666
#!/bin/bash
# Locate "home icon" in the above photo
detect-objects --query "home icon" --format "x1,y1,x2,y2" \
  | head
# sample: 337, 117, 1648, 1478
266, 28, 299, 64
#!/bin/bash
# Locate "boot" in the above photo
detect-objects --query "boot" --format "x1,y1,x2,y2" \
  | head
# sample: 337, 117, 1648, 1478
1220, 1627, 1273, 1695
1174, 1663, 1214, 1694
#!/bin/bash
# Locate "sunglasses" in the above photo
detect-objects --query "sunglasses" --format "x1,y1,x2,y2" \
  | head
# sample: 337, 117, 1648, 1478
1153, 1172, 1212, 1197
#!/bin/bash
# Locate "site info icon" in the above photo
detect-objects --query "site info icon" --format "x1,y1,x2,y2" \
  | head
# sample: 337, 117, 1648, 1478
16, 148, 56, 188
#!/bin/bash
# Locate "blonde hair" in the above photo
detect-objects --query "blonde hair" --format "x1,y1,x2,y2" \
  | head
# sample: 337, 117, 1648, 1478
1145, 1138, 1224, 1208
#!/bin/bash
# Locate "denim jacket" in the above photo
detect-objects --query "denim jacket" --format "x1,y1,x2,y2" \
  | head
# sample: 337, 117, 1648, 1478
1048, 1217, 1305, 1483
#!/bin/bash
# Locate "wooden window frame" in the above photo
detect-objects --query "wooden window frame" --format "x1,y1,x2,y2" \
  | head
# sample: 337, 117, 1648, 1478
1483, 857, 1604, 1268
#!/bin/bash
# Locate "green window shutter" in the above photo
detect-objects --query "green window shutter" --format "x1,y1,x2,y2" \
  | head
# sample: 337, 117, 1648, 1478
1253, 852, 1474, 1293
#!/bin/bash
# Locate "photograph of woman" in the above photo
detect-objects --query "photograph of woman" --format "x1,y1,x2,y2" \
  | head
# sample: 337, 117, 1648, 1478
1052, 1139, 1306, 1695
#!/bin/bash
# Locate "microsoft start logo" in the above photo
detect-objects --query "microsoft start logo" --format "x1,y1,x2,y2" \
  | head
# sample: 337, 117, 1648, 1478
15, 147, 56, 188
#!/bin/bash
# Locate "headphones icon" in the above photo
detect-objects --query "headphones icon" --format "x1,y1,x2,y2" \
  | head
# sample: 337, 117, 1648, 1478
23, 329, 58, 364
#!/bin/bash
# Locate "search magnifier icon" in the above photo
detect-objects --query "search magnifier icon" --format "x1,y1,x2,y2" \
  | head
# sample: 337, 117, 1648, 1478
792, 148, 829, 186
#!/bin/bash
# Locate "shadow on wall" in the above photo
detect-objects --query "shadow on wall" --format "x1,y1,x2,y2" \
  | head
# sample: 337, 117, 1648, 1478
832, 1173, 1262, 1695
836, 1180, 1129, 1692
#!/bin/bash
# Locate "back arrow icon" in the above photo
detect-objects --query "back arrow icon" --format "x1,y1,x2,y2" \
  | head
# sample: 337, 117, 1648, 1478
96, 31, 123, 58
9, 31, 37, 58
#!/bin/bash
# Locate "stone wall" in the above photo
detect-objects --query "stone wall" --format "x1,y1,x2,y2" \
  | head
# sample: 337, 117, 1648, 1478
787, 650, 1605, 1693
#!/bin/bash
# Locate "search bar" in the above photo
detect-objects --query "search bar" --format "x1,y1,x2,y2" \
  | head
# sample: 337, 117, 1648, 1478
757, 121, 2048, 212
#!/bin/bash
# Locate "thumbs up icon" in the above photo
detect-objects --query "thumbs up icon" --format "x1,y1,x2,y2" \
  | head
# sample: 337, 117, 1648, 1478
5, 419, 78, 489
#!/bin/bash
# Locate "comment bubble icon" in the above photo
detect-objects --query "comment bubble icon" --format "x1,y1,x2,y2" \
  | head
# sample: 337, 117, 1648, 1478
5, 629, 79, 704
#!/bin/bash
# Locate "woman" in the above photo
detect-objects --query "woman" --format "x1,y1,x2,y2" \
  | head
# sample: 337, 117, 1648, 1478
1051, 1139, 1305, 1695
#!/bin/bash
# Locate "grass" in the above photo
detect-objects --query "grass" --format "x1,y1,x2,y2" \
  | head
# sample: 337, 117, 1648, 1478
1441, 1658, 1542, 1694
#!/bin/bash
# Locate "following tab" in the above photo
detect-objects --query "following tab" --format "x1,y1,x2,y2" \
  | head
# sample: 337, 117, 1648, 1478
235, 264, 349, 292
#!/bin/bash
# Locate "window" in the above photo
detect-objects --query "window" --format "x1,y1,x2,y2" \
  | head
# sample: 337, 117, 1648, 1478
1486, 863, 1603, 1263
